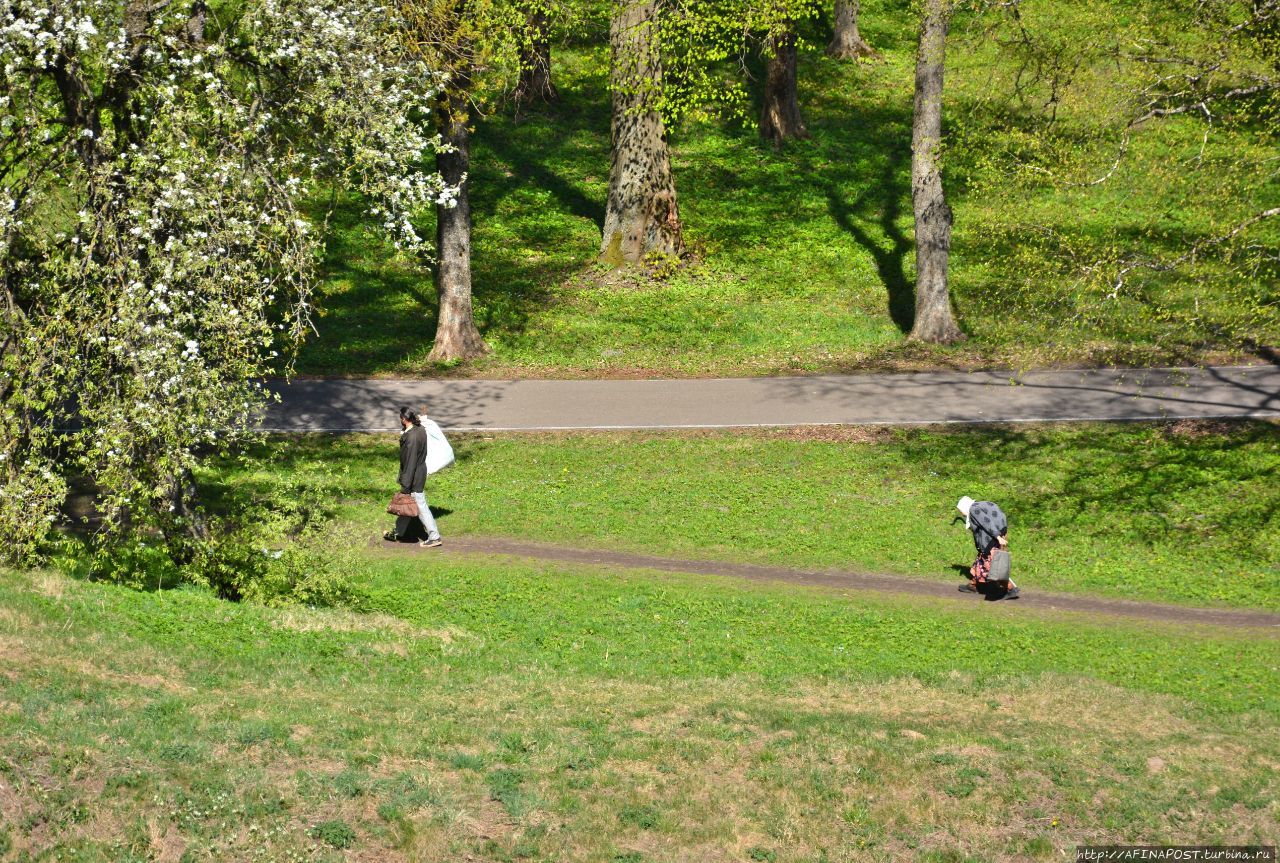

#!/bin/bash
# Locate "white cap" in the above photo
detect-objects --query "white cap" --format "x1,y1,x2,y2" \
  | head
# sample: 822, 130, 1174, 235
956, 496, 974, 516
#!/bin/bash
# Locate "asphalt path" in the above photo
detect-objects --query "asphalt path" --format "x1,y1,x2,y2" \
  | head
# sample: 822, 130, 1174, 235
263, 364, 1280, 431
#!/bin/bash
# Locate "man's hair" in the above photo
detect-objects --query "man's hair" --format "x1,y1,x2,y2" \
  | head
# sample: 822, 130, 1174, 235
399, 405, 421, 426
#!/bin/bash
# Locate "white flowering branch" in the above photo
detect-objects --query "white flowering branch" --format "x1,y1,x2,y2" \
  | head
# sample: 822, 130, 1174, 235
0, 0, 452, 565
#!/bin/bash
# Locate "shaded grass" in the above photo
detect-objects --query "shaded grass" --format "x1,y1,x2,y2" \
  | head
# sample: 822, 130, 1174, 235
2, 560, 1277, 860
213, 421, 1280, 609
296, 3, 1278, 378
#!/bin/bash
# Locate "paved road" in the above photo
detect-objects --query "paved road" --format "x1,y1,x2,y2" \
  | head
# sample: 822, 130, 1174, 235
263, 364, 1280, 431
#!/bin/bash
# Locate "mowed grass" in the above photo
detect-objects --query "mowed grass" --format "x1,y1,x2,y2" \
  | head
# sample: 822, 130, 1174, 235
2, 556, 1277, 861
296, 0, 1279, 378
214, 421, 1280, 610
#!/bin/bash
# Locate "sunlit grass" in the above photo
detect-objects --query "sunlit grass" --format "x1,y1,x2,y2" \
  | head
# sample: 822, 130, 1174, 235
3, 553, 1277, 859
208, 421, 1280, 609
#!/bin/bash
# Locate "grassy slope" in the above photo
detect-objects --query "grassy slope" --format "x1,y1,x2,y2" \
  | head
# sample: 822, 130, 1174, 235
215, 422, 1280, 610
297, 1, 1278, 378
2, 560, 1277, 861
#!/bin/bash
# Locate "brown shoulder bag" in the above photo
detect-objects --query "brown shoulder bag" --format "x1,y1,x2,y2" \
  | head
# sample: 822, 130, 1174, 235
386, 492, 419, 518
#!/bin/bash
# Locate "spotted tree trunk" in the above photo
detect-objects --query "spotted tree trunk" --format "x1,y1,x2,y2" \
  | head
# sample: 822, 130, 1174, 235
760, 27, 809, 149
514, 9, 557, 107
909, 0, 963, 344
600, 0, 683, 266
827, 0, 876, 60
429, 90, 489, 361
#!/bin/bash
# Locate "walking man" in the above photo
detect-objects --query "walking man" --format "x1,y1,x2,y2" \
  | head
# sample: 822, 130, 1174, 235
389, 405, 442, 548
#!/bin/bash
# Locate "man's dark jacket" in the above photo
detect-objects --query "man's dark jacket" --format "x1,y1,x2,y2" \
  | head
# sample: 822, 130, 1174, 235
399, 425, 428, 493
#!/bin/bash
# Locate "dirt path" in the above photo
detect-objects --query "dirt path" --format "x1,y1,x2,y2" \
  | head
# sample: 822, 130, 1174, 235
379, 535, 1280, 631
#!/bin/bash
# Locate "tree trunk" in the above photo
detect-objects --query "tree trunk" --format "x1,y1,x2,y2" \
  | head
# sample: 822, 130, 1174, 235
600, 0, 684, 266
827, 0, 876, 59
513, 9, 558, 107
163, 469, 208, 567
170, 471, 208, 541
760, 27, 810, 149
908, 0, 964, 344
429, 91, 489, 361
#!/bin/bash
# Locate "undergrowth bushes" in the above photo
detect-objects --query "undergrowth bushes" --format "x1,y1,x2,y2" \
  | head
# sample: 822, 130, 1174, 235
60, 458, 367, 609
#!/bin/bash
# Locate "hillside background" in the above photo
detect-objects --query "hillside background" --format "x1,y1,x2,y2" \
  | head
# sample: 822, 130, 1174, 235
297, 0, 1280, 378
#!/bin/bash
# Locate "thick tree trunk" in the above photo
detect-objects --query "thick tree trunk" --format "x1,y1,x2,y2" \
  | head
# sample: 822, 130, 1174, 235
908, 0, 964, 344
514, 9, 558, 107
600, 0, 684, 266
429, 93, 489, 361
827, 0, 876, 59
760, 27, 809, 149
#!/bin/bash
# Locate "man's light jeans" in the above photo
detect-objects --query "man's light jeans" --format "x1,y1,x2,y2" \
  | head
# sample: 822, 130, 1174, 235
411, 491, 441, 542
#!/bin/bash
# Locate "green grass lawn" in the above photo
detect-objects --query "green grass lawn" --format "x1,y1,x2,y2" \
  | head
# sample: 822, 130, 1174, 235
3, 554, 1277, 861
11, 1, 1280, 857
296, 1, 1279, 379
210, 421, 1280, 610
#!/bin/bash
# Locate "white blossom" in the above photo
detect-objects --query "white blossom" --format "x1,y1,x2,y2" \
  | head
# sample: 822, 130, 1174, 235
0, 0, 448, 565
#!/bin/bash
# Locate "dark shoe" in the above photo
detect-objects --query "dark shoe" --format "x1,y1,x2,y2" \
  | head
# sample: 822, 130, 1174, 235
1003, 586, 1020, 600
958, 581, 979, 593
383, 530, 399, 542
419, 538, 442, 549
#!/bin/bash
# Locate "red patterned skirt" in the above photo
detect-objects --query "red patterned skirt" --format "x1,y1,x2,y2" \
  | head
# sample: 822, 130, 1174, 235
970, 546, 996, 583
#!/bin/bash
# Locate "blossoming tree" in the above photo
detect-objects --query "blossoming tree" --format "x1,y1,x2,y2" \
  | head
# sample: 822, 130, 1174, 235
0, 0, 454, 564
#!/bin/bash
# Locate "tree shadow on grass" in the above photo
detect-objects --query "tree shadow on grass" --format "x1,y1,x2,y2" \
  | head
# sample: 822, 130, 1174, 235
481, 106, 607, 232
294, 34, 1276, 377
682, 46, 919, 335
955, 218, 1280, 358
299, 196, 439, 375
297, 84, 613, 375
300, 46, 936, 374
889, 420, 1279, 563
201, 434, 493, 524
465, 94, 611, 345
824, 143, 915, 333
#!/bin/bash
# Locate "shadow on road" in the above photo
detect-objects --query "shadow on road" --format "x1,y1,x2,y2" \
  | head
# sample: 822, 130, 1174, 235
263, 379, 518, 431
768, 366, 1280, 422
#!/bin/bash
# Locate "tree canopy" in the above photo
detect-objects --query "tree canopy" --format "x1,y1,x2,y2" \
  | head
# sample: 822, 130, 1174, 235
0, 0, 452, 564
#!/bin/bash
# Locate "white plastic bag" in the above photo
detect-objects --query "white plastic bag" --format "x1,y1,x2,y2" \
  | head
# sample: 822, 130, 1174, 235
422, 418, 455, 475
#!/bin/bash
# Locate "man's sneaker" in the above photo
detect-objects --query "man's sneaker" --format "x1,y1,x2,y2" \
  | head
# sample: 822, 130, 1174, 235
382, 530, 399, 542
998, 586, 1021, 601
419, 538, 443, 549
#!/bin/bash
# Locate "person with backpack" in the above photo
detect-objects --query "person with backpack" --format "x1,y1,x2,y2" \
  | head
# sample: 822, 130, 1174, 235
955, 496, 1019, 599
383, 405, 443, 548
